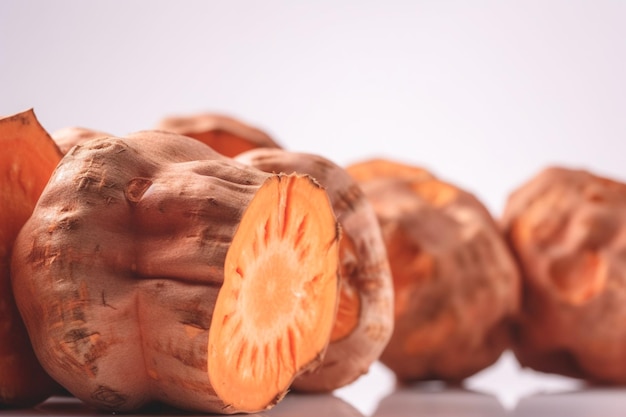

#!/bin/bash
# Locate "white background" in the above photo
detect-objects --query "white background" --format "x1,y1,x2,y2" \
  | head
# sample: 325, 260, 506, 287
2, 1, 625, 415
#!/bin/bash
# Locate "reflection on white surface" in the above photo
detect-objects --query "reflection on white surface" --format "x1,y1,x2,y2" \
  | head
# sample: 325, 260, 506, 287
266, 393, 363, 417
513, 388, 626, 417
464, 351, 584, 410
372, 385, 506, 417
3, 382, 626, 417
335, 352, 585, 415
0, 394, 363, 417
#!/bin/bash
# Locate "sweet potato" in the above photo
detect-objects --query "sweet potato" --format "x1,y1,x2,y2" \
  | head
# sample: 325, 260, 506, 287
51, 126, 111, 154
348, 159, 520, 382
236, 149, 394, 392
0, 109, 62, 406
11, 131, 341, 413
156, 112, 281, 157
502, 166, 626, 383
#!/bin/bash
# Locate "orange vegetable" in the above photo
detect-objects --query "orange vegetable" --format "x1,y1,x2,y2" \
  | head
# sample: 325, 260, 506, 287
11, 131, 340, 413
0, 109, 62, 406
156, 112, 281, 157
348, 158, 520, 382
51, 126, 111, 154
502, 166, 626, 383
236, 149, 394, 392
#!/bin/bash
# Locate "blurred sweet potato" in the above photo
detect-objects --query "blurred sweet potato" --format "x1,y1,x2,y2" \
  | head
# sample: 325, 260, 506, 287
502, 166, 626, 383
51, 126, 111, 154
348, 158, 520, 382
156, 112, 281, 157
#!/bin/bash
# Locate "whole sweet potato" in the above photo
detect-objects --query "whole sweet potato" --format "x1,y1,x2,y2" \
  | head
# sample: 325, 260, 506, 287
348, 159, 520, 382
11, 131, 340, 413
502, 166, 626, 383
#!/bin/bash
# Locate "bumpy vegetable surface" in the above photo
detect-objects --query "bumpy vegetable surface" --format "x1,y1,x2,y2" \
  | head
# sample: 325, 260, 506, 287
348, 159, 520, 382
502, 166, 626, 383
237, 149, 394, 392
11, 131, 340, 413
1, 109, 62, 407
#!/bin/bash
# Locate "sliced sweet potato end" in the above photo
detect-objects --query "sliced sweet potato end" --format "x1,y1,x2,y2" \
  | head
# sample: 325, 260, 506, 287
330, 280, 361, 342
0, 108, 62, 406
330, 236, 362, 342
0, 109, 62, 218
207, 174, 340, 412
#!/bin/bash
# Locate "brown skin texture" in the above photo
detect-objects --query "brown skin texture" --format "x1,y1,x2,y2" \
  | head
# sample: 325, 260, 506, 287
502, 166, 626, 383
348, 159, 520, 382
236, 149, 394, 392
11, 131, 340, 413
51, 126, 112, 154
0, 109, 62, 407
156, 113, 281, 157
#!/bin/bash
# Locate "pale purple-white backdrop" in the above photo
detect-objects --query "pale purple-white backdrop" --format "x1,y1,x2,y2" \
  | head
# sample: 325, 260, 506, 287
2, 1, 624, 414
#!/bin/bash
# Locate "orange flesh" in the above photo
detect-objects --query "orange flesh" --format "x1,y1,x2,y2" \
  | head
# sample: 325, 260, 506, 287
0, 112, 62, 249
0, 109, 62, 405
330, 280, 360, 342
193, 132, 264, 157
208, 175, 339, 412
330, 236, 361, 342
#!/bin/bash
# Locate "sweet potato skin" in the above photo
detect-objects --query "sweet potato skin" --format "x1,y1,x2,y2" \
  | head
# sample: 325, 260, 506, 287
0, 109, 62, 407
156, 113, 281, 157
10, 131, 337, 413
502, 166, 626, 383
51, 126, 111, 154
237, 149, 394, 391
348, 159, 520, 382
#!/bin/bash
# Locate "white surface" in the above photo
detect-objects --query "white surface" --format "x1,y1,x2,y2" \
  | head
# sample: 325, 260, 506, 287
2, 1, 625, 415
2, 1, 626, 214
334, 352, 583, 415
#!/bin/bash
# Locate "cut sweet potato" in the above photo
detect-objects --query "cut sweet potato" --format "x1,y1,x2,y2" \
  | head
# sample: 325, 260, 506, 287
236, 149, 394, 392
348, 158, 520, 382
0, 109, 62, 407
156, 112, 281, 157
502, 166, 626, 383
11, 131, 340, 413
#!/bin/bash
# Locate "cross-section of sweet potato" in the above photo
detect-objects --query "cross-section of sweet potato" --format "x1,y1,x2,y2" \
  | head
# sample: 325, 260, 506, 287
156, 112, 281, 157
348, 158, 520, 382
502, 166, 626, 383
236, 149, 394, 392
10, 131, 340, 413
1, 109, 62, 407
